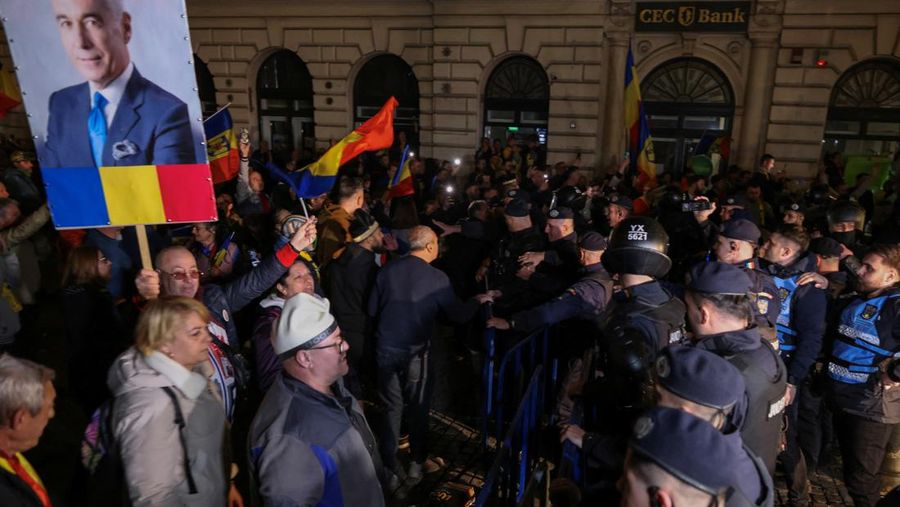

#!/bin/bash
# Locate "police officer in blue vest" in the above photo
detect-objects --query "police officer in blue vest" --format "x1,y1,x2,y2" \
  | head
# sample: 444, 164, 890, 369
761, 225, 827, 506
827, 244, 900, 507
712, 219, 781, 344
685, 261, 787, 477
485, 231, 612, 333
621, 406, 754, 507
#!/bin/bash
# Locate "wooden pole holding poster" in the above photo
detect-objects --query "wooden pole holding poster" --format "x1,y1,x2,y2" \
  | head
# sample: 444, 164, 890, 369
135, 225, 153, 269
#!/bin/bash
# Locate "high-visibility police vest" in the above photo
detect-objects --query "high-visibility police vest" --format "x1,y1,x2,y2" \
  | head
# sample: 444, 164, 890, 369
828, 294, 900, 385
773, 275, 800, 352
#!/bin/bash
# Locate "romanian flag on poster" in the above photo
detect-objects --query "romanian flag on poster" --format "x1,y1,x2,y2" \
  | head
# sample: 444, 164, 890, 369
624, 46, 657, 191
204, 107, 240, 183
42, 163, 217, 229
295, 96, 399, 198
0, 68, 22, 119
388, 145, 415, 199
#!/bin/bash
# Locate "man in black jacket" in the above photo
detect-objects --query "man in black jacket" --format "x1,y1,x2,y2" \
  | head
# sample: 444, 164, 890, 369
0, 355, 56, 507
324, 210, 386, 396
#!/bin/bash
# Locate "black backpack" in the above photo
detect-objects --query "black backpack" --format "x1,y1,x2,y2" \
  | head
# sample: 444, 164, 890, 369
81, 387, 198, 506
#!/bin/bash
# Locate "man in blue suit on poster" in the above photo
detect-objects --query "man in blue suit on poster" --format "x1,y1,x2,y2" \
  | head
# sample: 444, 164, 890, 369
42, 0, 197, 168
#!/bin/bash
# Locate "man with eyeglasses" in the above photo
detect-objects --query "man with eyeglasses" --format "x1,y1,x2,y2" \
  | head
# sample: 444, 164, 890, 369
249, 292, 384, 506
134, 218, 318, 419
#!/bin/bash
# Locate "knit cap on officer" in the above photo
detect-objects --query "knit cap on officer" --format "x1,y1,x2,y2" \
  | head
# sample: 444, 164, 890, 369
273, 293, 338, 360
579, 231, 607, 252
504, 198, 530, 218
688, 261, 753, 296
546, 206, 574, 220
627, 406, 739, 503
655, 345, 747, 431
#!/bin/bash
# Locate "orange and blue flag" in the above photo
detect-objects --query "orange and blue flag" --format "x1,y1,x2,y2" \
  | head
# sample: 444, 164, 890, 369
203, 107, 240, 184
388, 145, 415, 199
296, 96, 398, 198
625, 46, 657, 190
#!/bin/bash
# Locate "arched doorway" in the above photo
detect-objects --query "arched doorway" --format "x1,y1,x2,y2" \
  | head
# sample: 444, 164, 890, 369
483, 56, 549, 146
257, 50, 315, 166
642, 57, 734, 175
824, 59, 900, 158
193, 55, 218, 118
353, 54, 419, 154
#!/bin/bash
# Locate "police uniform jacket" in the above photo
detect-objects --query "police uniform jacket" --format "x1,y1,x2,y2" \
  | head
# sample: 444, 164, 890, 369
827, 286, 900, 424
737, 258, 780, 332
765, 254, 827, 386
695, 327, 787, 475
509, 262, 612, 332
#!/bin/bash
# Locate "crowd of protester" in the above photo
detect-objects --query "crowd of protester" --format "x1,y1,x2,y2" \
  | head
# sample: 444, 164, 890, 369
0, 129, 898, 507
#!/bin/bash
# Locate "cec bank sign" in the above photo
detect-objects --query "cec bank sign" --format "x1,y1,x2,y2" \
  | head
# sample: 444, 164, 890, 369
635, 2, 751, 32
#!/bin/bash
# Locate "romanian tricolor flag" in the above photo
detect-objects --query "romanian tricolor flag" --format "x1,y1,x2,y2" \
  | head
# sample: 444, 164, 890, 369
0, 67, 22, 119
295, 96, 398, 198
203, 107, 240, 183
388, 144, 414, 199
41, 164, 216, 228
624, 46, 657, 191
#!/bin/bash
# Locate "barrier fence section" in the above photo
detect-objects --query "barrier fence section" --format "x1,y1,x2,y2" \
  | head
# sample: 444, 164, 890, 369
475, 366, 544, 507
481, 327, 553, 448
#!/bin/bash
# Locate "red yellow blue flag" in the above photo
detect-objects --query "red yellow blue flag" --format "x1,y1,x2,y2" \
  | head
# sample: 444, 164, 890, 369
388, 144, 415, 199
203, 107, 240, 184
625, 46, 657, 190
296, 96, 399, 198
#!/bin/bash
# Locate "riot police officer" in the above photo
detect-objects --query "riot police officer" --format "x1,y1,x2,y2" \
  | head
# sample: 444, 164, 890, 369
827, 244, 900, 507
518, 206, 581, 294
553, 185, 590, 234
828, 200, 867, 254
685, 261, 787, 476
761, 225, 827, 505
712, 219, 781, 344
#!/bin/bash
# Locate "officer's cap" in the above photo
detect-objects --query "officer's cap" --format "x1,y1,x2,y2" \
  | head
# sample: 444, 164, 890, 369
579, 231, 607, 252
630, 407, 737, 496
504, 199, 530, 218
506, 188, 530, 202
688, 261, 752, 295
720, 219, 760, 244
783, 201, 806, 214
608, 193, 633, 210
656, 346, 745, 411
809, 237, 842, 259
722, 194, 749, 208
547, 207, 574, 220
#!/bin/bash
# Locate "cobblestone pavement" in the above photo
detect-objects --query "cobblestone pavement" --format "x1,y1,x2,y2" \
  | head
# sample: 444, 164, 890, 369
774, 460, 854, 506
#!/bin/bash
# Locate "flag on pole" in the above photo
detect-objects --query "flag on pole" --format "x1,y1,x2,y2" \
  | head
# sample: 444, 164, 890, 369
204, 107, 240, 184
0, 68, 22, 119
624, 46, 657, 190
388, 144, 415, 199
295, 96, 399, 198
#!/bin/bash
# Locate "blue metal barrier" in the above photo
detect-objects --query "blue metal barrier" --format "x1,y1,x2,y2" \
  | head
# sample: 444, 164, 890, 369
481, 327, 551, 447
475, 366, 544, 506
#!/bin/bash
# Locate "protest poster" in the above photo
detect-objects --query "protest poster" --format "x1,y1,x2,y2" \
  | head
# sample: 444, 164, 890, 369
0, 0, 216, 230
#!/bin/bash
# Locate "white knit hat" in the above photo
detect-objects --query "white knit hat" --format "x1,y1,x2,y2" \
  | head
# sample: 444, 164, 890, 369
272, 293, 337, 357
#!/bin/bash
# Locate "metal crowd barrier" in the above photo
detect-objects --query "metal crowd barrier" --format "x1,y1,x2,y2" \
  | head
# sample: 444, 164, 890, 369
481, 327, 553, 448
475, 366, 545, 506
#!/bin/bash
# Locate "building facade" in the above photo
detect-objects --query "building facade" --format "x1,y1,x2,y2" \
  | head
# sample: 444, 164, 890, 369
1, 0, 899, 178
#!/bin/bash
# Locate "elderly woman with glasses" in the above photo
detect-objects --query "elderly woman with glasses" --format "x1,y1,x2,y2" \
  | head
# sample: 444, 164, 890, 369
108, 296, 244, 507
61, 245, 129, 414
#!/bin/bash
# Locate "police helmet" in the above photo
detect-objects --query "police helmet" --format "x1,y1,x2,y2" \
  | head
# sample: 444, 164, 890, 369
553, 185, 587, 211
806, 184, 834, 207
602, 216, 672, 278
827, 201, 865, 231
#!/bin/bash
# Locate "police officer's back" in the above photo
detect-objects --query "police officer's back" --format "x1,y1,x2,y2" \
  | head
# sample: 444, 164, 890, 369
686, 262, 787, 475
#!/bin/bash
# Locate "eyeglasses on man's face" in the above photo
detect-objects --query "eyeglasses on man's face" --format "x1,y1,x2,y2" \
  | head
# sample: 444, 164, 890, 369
159, 269, 202, 282
305, 337, 346, 354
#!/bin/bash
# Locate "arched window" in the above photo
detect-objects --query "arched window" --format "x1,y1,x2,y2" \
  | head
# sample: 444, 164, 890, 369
193, 55, 218, 118
257, 50, 315, 165
353, 54, 419, 155
825, 58, 900, 159
642, 58, 734, 174
483, 56, 549, 146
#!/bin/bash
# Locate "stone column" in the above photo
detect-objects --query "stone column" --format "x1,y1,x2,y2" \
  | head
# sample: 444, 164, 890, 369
736, 31, 780, 169
600, 35, 630, 167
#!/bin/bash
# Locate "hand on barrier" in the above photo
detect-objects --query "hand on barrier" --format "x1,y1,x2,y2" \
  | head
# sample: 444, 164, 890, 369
486, 317, 510, 330
559, 423, 585, 449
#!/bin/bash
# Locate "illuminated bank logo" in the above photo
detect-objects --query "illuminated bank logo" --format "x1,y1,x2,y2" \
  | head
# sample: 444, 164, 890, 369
678, 6, 695, 27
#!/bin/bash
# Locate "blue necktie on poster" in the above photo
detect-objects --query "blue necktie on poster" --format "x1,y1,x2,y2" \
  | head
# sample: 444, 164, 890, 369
88, 91, 108, 167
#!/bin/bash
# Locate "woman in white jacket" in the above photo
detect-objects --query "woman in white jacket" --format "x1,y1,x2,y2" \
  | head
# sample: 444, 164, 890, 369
107, 296, 243, 506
